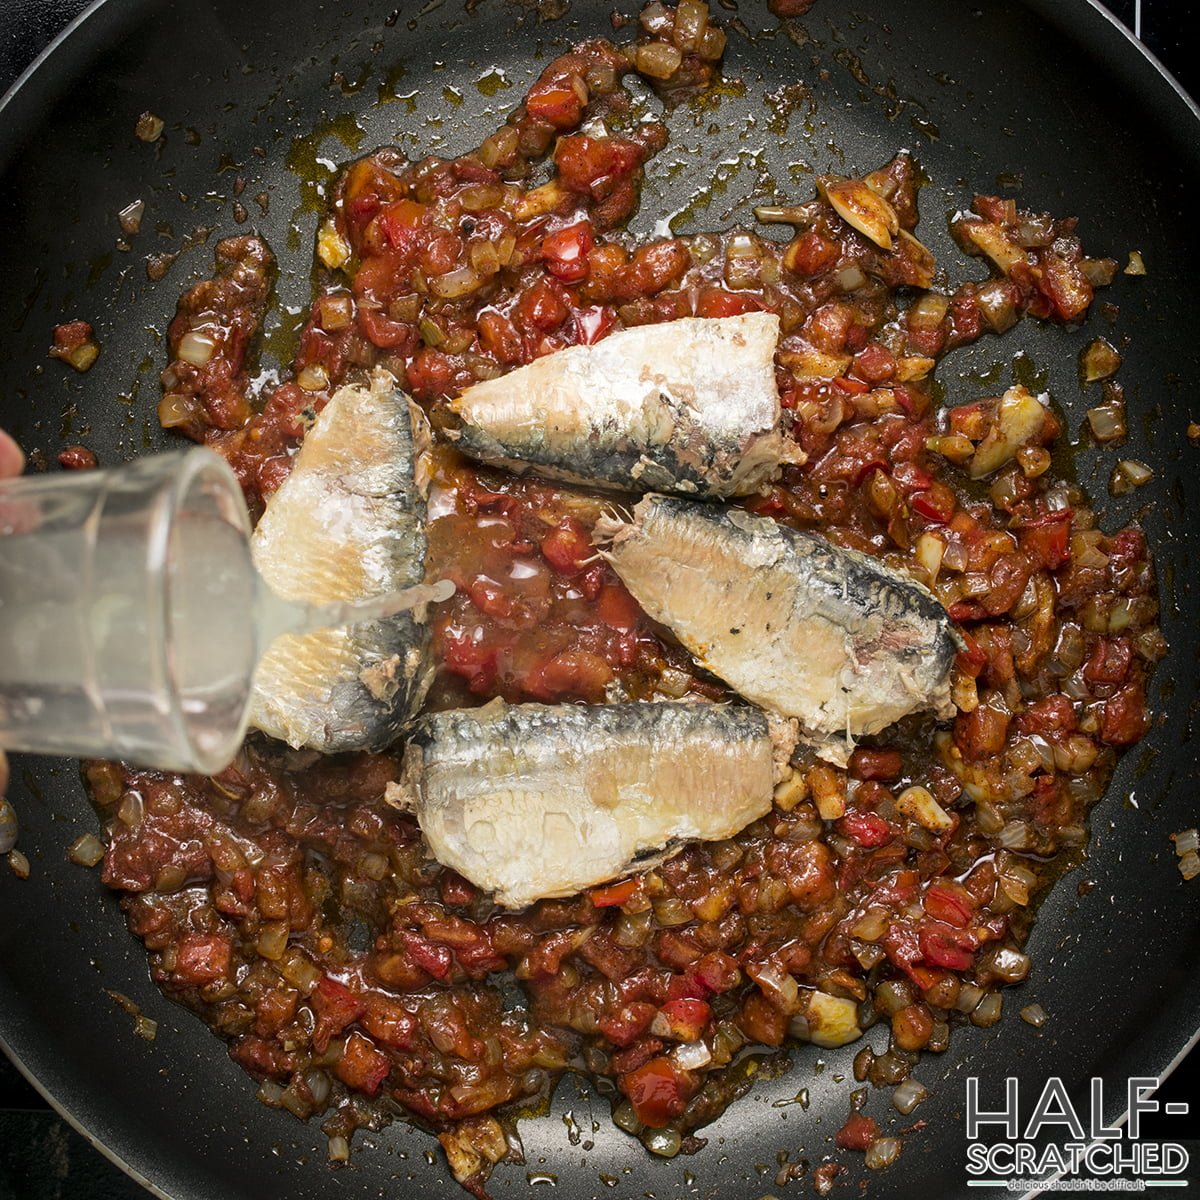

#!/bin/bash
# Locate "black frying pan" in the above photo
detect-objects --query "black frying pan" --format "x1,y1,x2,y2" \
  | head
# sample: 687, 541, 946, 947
1, 2, 1198, 1197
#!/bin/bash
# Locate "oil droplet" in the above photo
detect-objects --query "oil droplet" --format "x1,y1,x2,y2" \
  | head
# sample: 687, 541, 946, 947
1012, 351, 1048, 393
909, 113, 940, 142
378, 62, 408, 105
443, 85, 464, 107
527, 1173, 558, 1186
562, 1110, 582, 1146
476, 68, 511, 97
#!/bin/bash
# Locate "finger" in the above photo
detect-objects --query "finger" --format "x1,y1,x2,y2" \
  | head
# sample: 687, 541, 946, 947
0, 430, 26, 478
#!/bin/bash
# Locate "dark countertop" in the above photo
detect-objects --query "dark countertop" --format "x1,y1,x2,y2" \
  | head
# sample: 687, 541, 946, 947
1, 2, 1197, 1198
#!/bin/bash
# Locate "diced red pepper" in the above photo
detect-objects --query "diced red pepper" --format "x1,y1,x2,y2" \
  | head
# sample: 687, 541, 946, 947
836, 809, 893, 848
571, 304, 616, 345
516, 277, 570, 332
599, 1001, 657, 1048
736, 991, 788, 1046
527, 82, 585, 130
399, 930, 454, 981
919, 921, 978, 970
891, 462, 933, 493
686, 951, 741, 996
696, 287, 761, 318
923, 882, 975, 929
912, 483, 956, 525
1020, 512, 1072, 570
833, 375, 870, 396
311, 976, 365, 1053
173, 932, 232, 986
543, 220, 594, 283
361, 994, 418, 1050
657, 998, 712, 1042
956, 631, 987, 677
1099, 680, 1150, 746
1083, 637, 1133, 686
1015, 694, 1078, 738
623, 1056, 690, 1128
334, 1031, 391, 1097
590, 877, 643, 908
554, 134, 643, 197
540, 519, 593, 574
849, 747, 902, 781
784, 229, 839, 277
377, 199, 428, 250
835, 1111, 879, 1151
595, 583, 642, 632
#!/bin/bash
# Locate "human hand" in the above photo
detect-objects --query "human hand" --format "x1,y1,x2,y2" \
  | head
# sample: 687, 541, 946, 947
0, 428, 26, 799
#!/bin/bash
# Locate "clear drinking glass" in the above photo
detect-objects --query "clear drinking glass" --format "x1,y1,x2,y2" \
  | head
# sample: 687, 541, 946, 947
0, 448, 258, 774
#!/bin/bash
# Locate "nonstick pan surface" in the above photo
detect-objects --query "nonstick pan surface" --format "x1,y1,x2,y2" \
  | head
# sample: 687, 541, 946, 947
1, 2, 1198, 1197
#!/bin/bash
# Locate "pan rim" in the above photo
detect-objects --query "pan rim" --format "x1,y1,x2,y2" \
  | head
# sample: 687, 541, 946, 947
1, 2, 1199, 1199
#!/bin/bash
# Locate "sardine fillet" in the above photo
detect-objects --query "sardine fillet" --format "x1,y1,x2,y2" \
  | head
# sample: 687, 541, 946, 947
597, 496, 957, 746
449, 312, 801, 497
250, 369, 432, 752
395, 701, 775, 909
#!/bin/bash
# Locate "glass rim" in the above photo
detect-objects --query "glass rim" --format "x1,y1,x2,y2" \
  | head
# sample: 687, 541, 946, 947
157, 446, 252, 775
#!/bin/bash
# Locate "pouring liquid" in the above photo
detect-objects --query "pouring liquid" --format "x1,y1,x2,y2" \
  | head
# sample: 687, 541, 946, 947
1, 494, 450, 771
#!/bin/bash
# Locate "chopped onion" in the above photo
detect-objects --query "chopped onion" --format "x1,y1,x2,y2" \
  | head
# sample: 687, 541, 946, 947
1081, 257, 1117, 286
865, 1138, 902, 1170
955, 984, 984, 1014
808, 765, 846, 820
430, 266, 484, 300
874, 979, 914, 1016
1080, 337, 1122, 383
636, 41, 683, 80
1179, 851, 1200, 881
1086, 401, 1126, 442
0, 799, 17, 856
178, 330, 217, 367
118, 199, 145, 235
971, 993, 1004, 1027
673, 1040, 713, 1070
327, 1136, 351, 1164
672, 0, 709, 51
896, 786, 953, 832
68, 833, 106, 867
297, 364, 329, 392
256, 921, 290, 961
1172, 828, 1199, 857
8, 850, 30, 880
976, 279, 1018, 333
892, 1079, 928, 1115
613, 1100, 642, 1133
749, 961, 800, 1013
642, 1127, 682, 1157
987, 947, 1031, 984
135, 111, 164, 141
1124, 249, 1147, 276
1020, 1003, 1049, 1028
1109, 459, 1153, 496
835, 265, 867, 293
996, 820, 1033, 850
925, 433, 974, 465
316, 294, 353, 331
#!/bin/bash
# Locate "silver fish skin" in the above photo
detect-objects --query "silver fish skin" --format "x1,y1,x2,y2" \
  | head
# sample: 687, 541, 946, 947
596, 496, 958, 752
448, 312, 803, 497
249, 369, 433, 753
390, 700, 778, 909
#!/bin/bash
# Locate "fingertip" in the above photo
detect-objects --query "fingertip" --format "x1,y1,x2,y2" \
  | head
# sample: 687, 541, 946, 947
0, 429, 26, 478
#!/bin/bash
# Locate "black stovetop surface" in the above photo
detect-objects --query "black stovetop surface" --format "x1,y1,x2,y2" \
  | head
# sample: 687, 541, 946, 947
1, 2, 1197, 1198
